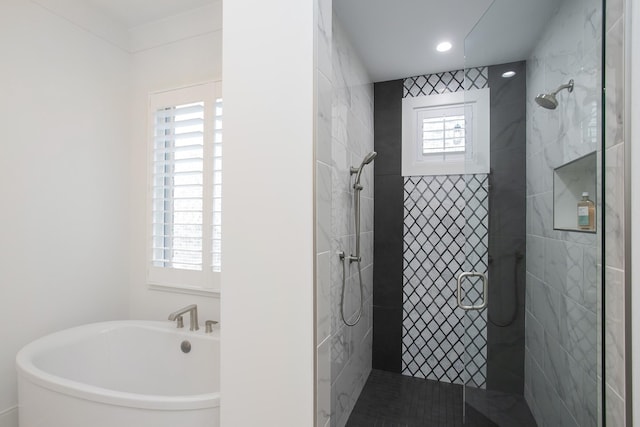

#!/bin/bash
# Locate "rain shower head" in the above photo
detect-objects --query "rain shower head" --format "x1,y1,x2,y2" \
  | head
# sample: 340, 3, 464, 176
535, 79, 574, 110
535, 93, 559, 109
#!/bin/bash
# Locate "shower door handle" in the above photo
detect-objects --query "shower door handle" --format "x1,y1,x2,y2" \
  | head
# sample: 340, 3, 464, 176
456, 272, 488, 311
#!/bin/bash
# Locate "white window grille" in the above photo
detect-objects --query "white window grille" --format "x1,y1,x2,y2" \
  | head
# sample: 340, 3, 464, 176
147, 82, 222, 293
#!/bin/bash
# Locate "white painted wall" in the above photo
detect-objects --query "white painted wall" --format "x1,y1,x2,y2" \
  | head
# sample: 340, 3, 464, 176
221, 0, 315, 425
128, 2, 222, 323
0, 1, 131, 425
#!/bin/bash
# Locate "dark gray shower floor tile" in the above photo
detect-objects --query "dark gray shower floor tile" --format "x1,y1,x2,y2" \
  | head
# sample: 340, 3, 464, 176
346, 369, 537, 427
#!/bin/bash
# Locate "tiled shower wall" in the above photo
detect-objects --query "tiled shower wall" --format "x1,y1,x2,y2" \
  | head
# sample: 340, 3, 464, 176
523, 0, 602, 425
402, 174, 489, 387
603, 0, 628, 424
316, 1, 374, 426
400, 69, 490, 387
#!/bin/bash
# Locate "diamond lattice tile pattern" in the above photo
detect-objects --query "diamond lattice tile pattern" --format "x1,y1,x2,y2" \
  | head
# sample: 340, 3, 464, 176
402, 175, 489, 388
403, 67, 488, 98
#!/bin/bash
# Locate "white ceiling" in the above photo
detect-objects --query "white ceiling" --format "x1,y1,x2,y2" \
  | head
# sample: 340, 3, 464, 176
87, 0, 216, 28
334, 0, 560, 82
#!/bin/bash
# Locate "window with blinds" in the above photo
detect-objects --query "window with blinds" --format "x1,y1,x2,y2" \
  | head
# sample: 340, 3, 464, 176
152, 102, 205, 271
212, 98, 222, 273
422, 114, 466, 154
147, 82, 222, 293
402, 88, 490, 176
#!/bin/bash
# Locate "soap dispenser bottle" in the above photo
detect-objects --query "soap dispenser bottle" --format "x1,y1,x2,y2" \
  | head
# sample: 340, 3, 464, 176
577, 192, 595, 231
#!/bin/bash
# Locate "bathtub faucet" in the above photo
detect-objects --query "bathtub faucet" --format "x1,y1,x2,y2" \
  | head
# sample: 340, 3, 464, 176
168, 304, 199, 331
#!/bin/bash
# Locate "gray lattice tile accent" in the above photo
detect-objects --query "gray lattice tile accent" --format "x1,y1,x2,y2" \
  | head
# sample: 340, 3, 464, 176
402, 175, 489, 388
403, 67, 488, 98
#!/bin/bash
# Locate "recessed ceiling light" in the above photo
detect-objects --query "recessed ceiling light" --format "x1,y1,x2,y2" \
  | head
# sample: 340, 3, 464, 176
502, 70, 516, 78
436, 41, 452, 53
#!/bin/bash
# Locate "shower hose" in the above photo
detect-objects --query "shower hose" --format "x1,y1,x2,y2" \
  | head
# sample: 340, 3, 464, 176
339, 184, 365, 327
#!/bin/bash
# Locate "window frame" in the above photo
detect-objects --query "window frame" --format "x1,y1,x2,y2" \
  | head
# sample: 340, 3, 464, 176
146, 81, 222, 296
401, 88, 490, 176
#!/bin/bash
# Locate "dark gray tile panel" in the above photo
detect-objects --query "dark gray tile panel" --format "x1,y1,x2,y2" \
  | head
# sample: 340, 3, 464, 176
374, 80, 403, 176
374, 174, 404, 307
372, 306, 403, 372
485, 61, 527, 394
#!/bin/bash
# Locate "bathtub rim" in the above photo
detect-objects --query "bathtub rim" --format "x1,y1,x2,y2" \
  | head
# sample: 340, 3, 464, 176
16, 320, 220, 411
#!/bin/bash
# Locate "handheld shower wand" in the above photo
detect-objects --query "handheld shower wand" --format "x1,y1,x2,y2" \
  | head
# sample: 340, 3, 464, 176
340, 151, 377, 326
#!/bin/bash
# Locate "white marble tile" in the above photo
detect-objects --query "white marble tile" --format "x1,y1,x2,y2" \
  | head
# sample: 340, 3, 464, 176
526, 196, 532, 234
359, 230, 373, 268
529, 193, 545, 238
346, 113, 364, 158
527, 151, 546, 196
605, 17, 624, 149
316, 0, 332, 80
360, 195, 374, 233
332, 101, 348, 146
545, 238, 584, 303
317, 71, 333, 165
525, 310, 544, 366
604, 143, 625, 269
530, 355, 559, 427
331, 355, 366, 427
317, 335, 332, 426
543, 332, 584, 422
582, 371, 598, 427
606, 0, 623, 32
561, 295, 598, 378
583, 245, 598, 312
605, 383, 626, 427
331, 190, 353, 239
317, 252, 332, 344
326, 7, 374, 422
604, 266, 625, 399
330, 323, 351, 385
531, 280, 562, 340
317, 162, 332, 254
331, 137, 350, 193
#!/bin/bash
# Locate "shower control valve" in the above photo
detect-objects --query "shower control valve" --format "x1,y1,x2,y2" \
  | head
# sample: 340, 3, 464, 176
338, 251, 360, 264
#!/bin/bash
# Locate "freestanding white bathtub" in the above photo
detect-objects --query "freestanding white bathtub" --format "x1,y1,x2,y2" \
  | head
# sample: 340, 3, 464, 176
16, 321, 220, 427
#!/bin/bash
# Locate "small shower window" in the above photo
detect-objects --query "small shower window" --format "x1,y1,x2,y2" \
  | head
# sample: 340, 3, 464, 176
402, 88, 489, 176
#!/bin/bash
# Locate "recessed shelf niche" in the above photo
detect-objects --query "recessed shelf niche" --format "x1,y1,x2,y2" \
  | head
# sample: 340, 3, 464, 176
553, 152, 597, 233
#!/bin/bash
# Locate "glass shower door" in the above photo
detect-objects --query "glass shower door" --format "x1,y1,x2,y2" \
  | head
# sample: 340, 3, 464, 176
457, 174, 492, 424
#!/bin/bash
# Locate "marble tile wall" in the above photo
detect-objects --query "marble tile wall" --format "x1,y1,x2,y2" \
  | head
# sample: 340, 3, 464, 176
316, 2, 374, 426
401, 174, 489, 387
524, 0, 604, 425
603, 0, 627, 424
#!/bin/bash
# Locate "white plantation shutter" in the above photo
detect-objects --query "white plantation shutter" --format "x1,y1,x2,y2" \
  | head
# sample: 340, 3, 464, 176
211, 98, 223, 272
152, 102, 205, 270
422, 114, 466, 154
147, 82, 221, 292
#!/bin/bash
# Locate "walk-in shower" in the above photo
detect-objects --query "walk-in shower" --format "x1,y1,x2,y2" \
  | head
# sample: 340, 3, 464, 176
319, 0, 607, 425
339, 151, 376, 326
535, 79, 574, 109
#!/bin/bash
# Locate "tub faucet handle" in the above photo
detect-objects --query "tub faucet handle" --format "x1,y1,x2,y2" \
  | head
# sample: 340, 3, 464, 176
205, 320, 218, 333
168, 304, 199, 331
